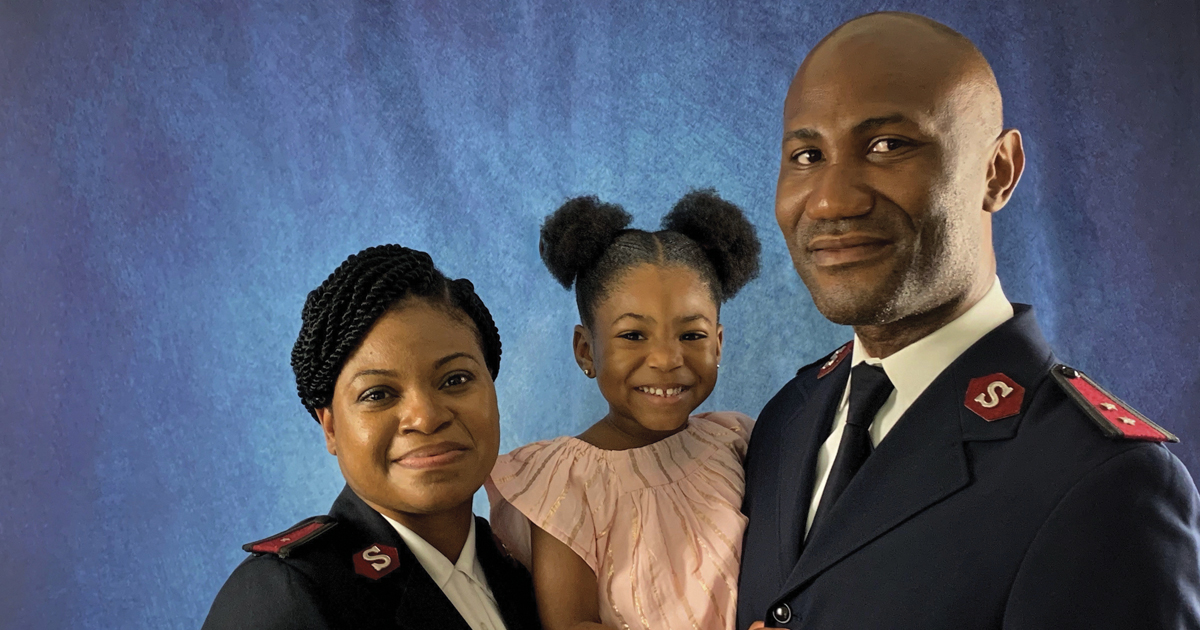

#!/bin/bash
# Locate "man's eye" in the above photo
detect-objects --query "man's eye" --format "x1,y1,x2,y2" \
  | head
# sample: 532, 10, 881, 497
791, 149, 822, 165
869, 138, 907, 153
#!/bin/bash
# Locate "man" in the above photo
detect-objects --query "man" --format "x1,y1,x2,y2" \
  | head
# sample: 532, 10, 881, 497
737, 12, 1200, 630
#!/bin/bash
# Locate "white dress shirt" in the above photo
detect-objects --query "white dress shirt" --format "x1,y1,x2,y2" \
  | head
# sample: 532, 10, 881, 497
381, 514, 509, 630
804, 277, 1015, 537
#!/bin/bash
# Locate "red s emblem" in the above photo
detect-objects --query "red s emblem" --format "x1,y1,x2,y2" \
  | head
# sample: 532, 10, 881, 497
353, 544, 399, 579
964, 373, 1025, 421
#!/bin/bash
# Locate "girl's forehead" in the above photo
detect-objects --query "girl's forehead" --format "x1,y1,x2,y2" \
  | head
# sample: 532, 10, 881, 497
596, 264, 718, 321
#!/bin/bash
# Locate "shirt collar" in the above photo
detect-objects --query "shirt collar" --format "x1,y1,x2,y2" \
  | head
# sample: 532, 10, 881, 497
851, 276, 1014, 407
381, 513, 480, 590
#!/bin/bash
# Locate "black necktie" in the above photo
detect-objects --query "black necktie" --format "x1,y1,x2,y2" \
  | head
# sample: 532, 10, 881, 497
808, 363, 895, 538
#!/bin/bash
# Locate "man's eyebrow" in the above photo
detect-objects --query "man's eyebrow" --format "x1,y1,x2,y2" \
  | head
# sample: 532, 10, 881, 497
853, 114, 911, 135
434, 352, 479, 369
785, 128, 820, 142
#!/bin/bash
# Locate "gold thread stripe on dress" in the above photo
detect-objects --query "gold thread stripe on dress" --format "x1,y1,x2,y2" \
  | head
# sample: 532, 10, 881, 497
678, 438, 696, 461
664, 440, 684, 472
492, 443, 543, 485
506, 441, 571, 503
647, 543, 703, 630
629, 504, 652, 630
605, 546, 631, 630
693, 531, 739, 595
666, 492, 703, 570
628, 452, 654, 489
650, 447, 673, 483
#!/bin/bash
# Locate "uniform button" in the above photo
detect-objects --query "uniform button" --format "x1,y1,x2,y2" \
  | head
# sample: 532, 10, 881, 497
771, 603, 792, 624
1057, 365, 1080, 378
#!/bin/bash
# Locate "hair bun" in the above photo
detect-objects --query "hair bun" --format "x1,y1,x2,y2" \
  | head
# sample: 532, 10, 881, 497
539, 196, 633, 289
661, 189, 761, 300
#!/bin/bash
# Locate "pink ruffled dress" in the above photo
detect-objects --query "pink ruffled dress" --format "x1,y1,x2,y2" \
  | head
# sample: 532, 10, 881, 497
485, 411, 754, 630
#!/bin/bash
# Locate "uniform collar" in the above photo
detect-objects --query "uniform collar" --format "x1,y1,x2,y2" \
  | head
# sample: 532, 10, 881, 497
851, 276, 1014, 410
381, 513, 485, 591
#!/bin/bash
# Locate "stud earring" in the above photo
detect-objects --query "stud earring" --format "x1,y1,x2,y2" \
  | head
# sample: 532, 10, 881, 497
717, 363, 721, 369
583, 368, 593, 377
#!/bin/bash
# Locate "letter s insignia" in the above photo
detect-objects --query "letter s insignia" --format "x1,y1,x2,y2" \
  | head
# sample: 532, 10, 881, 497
353, 543, 399, 579
974, 381, 1015, 408
965, 373, 1025, 421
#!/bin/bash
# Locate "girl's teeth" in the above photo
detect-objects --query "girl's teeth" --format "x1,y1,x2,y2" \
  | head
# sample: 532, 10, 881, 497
640, 387, 683, 397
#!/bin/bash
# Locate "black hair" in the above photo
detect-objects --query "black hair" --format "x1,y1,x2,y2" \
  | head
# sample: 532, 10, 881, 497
539, 189, 761, 328
290, 244, 501, 421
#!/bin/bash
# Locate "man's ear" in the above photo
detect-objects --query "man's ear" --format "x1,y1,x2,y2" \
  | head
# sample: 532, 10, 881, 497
983, 128, 1025, 214
314, 407, 337, 456
573, 324, 595, 377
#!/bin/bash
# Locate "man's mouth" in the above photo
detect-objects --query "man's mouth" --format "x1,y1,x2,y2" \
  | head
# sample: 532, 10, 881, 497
808, 234, 892, 267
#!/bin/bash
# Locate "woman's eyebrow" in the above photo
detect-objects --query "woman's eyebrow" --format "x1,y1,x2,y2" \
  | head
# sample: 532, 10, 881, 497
434, 352, 480, 369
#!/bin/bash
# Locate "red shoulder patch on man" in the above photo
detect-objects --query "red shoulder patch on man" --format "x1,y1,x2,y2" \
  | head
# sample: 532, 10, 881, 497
964, 373, 1026, 421
353, 544, 400, 580
1051, 364, 1178, 442
817, 341, 853, 379
243, 516, 337, 559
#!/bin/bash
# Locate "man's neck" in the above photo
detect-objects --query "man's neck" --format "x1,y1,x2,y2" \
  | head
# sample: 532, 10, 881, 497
853, 281, 992, 360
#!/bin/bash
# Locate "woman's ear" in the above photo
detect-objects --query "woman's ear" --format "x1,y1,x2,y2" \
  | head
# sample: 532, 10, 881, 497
315, 407, 337, 456
573, 324, 596, 378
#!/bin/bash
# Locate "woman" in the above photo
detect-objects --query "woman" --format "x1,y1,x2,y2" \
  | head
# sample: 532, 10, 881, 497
203, 244, 541, 630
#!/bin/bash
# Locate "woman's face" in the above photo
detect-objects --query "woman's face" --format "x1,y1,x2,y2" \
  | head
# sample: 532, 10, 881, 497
315, 299, 500, 522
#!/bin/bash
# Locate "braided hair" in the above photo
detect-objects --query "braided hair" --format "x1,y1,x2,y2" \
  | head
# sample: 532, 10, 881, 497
539, 189, 761, 328
290, 244, 501, 421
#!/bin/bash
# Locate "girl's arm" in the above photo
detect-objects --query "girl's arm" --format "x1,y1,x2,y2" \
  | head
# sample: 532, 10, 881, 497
529, 523, 614, 630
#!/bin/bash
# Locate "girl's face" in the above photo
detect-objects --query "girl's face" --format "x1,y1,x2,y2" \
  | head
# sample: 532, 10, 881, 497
575, 263, 723, 434
315, 299, 500, 524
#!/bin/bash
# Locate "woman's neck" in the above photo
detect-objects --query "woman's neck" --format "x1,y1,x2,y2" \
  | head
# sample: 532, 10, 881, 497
368, 499, 473, 563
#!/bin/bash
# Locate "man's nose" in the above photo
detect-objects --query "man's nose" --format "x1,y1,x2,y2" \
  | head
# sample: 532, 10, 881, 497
397, 389, 452, 434
805, 160, 873, 221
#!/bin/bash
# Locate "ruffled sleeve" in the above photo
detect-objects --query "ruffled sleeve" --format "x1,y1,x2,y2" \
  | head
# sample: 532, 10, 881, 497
485, 438, 617, 574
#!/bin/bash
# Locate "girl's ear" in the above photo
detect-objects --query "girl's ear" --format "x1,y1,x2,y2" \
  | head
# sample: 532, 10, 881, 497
315, 407, 338, 456
573, 324, 596, 378
715, 323, 724, 366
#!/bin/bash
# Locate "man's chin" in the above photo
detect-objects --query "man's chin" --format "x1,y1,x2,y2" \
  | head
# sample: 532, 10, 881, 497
805, 281, 900, 327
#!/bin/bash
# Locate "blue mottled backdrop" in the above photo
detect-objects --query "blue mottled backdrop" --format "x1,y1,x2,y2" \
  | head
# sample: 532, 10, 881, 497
2, 0, 1198, 627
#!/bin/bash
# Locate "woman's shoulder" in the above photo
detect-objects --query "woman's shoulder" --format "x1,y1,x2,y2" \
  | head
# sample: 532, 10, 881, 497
202, 544, 331, 629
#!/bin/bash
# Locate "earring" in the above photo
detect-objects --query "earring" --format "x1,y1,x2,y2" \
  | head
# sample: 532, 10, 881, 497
583, 368, 593, 377
717, 363, 721, 369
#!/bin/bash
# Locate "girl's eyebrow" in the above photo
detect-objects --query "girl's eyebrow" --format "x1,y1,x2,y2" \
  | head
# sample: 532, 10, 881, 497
613, 312, 653, 325
679, 314, 713, 324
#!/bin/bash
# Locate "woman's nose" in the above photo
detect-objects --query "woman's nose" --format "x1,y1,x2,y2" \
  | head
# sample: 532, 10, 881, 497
396, 389, 452, 434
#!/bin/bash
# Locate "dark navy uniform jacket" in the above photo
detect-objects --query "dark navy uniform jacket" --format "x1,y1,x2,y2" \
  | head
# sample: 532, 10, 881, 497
203, 486, 542, 630
736, 305, 1200, 630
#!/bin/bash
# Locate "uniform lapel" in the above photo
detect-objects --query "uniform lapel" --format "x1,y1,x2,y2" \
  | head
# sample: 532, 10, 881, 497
776, 357, 850, 575
475, 517, 541, 630
774, 305, 1054, 600
329, 487, 473, 630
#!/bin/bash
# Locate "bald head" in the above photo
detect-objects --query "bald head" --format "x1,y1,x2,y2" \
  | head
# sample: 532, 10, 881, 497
793, 12, 1004, 146
774, 12, 1025, 354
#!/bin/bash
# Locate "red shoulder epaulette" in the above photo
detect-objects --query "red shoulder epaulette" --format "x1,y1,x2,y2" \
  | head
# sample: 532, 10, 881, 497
1051, 364, 1178, 443
815, 341, 853, 379
243, 515, 337, 559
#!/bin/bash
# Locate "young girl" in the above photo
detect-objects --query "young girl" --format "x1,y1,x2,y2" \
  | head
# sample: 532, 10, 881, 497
486, 190, 761, 630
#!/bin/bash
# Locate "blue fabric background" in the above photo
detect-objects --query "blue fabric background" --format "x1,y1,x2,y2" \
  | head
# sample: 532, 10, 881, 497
1, 1, 1197, 627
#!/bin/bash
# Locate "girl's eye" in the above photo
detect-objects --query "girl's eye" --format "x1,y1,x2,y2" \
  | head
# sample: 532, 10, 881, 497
442, 372, 473, 388
619, 332, 645, 341
791, 148, 822, 165
869, 138, 908, 153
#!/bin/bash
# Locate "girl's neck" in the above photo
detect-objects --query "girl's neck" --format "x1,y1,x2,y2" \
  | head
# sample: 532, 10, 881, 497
577, 411, 689, 451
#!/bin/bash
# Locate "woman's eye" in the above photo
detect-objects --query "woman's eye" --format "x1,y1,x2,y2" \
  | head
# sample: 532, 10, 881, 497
681, 332, 708, 341
442, 373, 473, 388
791, 148, 822, 165
359, 388, 392, 403
869, 138, 907, 153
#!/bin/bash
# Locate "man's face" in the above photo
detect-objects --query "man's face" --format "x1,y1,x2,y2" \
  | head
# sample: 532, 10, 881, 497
776, 33, 995, 326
